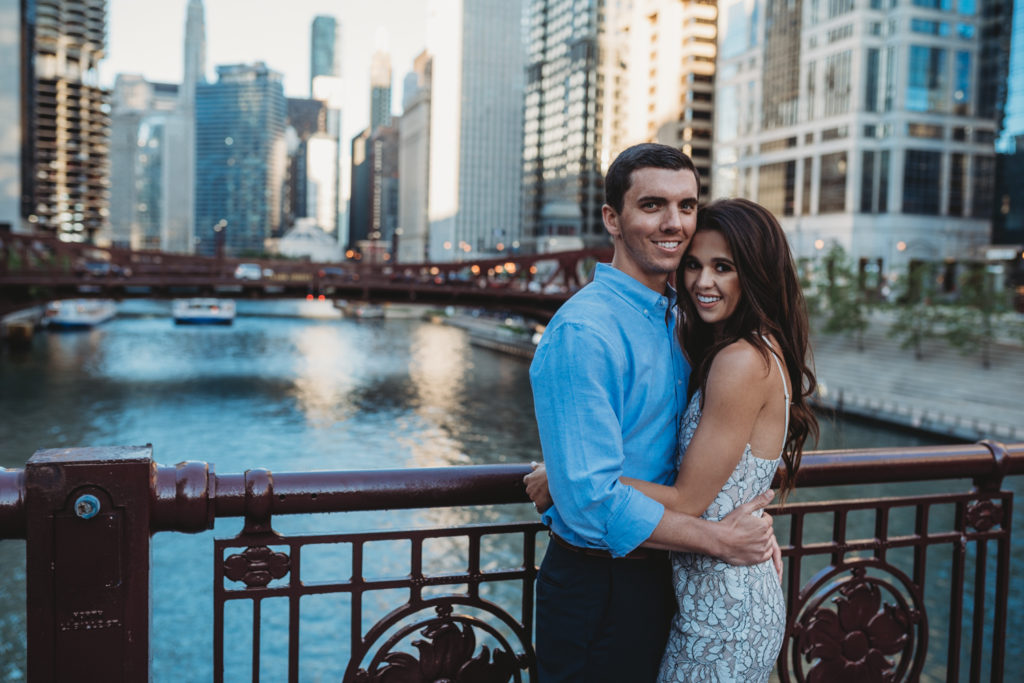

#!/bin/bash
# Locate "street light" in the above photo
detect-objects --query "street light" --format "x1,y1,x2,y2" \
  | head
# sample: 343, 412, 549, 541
213, 219, 228, 260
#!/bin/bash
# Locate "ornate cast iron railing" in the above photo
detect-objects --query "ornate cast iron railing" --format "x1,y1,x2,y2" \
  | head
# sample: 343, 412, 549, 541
0, 440, 1021, 681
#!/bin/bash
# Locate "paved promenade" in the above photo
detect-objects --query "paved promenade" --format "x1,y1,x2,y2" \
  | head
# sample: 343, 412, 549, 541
810, 313, 1024, 443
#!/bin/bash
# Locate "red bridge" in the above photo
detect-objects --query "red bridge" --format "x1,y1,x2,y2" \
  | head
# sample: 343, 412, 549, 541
0, 231, 612, 321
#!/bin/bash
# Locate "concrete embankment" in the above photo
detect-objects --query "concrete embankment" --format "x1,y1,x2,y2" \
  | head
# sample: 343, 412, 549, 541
448, 309, 1023, 443
810, 315, 1023, 443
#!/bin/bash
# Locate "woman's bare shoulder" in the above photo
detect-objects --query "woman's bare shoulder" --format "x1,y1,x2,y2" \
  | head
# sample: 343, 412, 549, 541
709, 338, 773, 381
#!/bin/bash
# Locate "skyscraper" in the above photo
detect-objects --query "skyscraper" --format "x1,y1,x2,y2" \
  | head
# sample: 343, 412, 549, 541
609, 0, 718, 199
108, 75, 179, 249
522, 0, 607, 249
712, 0, 1000, 275
397, 52, 432, 263
424, 0, 525, 261
0, 0, 21, 232
994, 0, 1023, 245
20, 0, 110, 242
310, 15, 346, 246
195, 63, 287, 257
311, 15, 341, 90
106, 0, 205, 253
370, 50, 393, 131
170, 0, 208, 254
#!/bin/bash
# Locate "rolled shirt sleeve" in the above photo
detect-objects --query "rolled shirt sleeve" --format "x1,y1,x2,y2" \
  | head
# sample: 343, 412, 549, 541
531, 321, 668, 557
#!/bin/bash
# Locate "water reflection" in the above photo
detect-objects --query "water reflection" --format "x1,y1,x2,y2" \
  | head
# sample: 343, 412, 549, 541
289, 323, 360, 425
406, 322, 471, 466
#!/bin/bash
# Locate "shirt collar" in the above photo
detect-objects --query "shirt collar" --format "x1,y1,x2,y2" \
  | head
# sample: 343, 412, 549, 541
593, 262, 678, 314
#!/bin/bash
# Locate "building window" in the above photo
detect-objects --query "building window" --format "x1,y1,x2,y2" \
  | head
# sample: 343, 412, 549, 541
903, 150, 942, 215
802, 157, 814, 214
823, 50, 853, 116
758, 160, 797, 217
879, 150, 890, 212
908, 123, 944, 138
865, 48, 880, 112
953, 50, 971, 114
819, 152, 847, 213
907, 45, 949, 113
972, 155, 995, 218
949, 153, 966, 216
861, 151, 876, 213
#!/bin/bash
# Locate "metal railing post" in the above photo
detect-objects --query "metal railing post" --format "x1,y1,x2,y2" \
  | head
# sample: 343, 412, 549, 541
25, 445, 154, 682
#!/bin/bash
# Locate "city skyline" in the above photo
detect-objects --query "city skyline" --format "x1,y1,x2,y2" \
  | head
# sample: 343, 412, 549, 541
101, 0, 431, 152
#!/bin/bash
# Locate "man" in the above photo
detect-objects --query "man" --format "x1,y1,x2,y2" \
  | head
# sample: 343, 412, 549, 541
527, 143, 776, 681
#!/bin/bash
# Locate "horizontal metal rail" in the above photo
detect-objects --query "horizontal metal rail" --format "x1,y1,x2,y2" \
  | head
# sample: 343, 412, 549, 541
2, 441, 1020, 539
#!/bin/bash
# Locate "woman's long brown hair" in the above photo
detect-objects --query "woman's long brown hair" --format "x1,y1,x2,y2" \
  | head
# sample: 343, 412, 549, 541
678, 198, 818, 497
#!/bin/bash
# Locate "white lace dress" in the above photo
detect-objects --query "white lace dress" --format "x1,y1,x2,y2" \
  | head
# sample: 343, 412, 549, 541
657, 349, 789, 683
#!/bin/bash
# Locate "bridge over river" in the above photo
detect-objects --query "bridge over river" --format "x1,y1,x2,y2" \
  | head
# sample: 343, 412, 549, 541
0, 230, 608, 321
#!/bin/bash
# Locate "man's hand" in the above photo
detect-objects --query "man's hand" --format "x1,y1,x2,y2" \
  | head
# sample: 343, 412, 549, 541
524, 461, 553, 513
769, 521, 783, 584
714, 490, 775, 565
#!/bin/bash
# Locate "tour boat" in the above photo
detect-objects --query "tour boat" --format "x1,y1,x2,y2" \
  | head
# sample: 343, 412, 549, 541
43, 299, 118, 329
172, 298, 236, 325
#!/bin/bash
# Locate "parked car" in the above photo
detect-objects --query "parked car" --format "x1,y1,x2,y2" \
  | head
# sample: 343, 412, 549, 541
234, 263, 262, 280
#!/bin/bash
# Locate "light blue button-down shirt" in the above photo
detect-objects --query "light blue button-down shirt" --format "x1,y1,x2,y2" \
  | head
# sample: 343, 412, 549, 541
530, 263, 690, 557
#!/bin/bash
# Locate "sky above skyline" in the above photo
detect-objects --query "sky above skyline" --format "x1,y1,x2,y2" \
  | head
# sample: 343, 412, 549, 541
100, 0, 430, 146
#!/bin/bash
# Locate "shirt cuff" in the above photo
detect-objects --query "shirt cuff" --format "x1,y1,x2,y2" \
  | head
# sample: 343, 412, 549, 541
603, 491, 665, 558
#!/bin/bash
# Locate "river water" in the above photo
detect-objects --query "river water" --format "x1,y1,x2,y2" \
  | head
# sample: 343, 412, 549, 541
0, 301, 1018, 681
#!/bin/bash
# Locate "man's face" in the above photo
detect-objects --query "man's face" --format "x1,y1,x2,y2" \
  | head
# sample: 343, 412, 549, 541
603, 167, 698, 292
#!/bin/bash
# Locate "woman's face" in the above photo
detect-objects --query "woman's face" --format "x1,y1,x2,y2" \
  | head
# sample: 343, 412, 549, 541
682, 229, 742, 334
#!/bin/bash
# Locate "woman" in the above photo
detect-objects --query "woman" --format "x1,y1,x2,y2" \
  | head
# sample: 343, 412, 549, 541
527, 198, 818, 681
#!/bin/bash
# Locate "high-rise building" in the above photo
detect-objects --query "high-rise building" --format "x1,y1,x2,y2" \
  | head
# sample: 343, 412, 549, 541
311, 15, 341, 89
370, 50, 393, 131
349, 127, 372, 249
348, 123, 399, 258
523, 0, 607, 249
19, 0, 110, 242
425, 0, 525, 261
397, 52, 432, 263
107, 0, 205, 253
310, 15, 346, 247
194, 63, 287, 257
284, 97, 338, 236
108, 75, 179, 249
994, 0, 1023, 245
0, 0, 21, 232
712, 0, 1000, 275
170, 0, 208, 254
609, 0, 718, 199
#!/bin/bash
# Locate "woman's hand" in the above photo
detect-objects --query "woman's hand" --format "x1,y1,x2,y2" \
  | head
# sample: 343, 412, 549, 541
524, 461, 553, 513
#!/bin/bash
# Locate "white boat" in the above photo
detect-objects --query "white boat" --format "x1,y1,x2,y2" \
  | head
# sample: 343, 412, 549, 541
351, 303, 386, 319
172, 298, 236, 325
43, 299, 118, 329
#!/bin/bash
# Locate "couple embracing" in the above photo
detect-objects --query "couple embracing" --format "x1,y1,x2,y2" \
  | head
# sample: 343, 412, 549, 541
524, 143, 818, 682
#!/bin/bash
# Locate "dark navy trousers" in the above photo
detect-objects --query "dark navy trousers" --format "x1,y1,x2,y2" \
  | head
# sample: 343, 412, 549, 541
535, 539, 674, 682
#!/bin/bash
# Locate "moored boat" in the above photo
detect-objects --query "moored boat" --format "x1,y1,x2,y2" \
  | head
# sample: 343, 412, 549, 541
43, 299, 118, 329
172, 298, 236, 325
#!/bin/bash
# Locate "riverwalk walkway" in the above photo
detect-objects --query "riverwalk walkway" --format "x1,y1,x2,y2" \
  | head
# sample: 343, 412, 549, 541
810, 314, 1024, 443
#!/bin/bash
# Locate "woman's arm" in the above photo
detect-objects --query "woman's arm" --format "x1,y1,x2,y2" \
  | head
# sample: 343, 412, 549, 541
623, 341, 771, 517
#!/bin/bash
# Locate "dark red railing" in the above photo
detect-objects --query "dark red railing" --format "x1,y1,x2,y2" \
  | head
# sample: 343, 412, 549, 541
0, 441, 1021, 681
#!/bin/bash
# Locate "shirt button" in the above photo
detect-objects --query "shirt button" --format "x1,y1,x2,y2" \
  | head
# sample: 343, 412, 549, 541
643, 309, 649, 316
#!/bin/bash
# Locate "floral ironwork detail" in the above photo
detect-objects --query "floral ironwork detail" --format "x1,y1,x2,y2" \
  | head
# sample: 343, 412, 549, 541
965, 499, 1003, 532
797, 567, 916, 682
223, 545, 290, 588
356, 615, 517, 683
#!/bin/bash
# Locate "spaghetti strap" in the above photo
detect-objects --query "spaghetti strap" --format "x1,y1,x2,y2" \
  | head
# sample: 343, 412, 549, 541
761, 334, 790, 458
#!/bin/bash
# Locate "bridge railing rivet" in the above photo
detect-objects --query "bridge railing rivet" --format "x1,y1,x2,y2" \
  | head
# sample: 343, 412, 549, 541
74, 494, 100, 520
